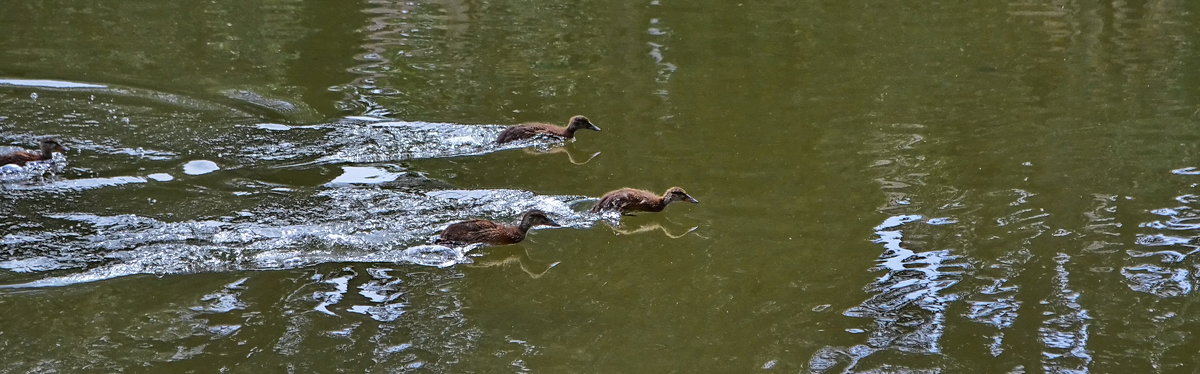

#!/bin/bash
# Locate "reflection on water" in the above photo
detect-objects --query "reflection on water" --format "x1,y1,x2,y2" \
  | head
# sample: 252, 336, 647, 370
814, 117, 1123, 372
646, 0, 676, 106
961, 189, 1040, 359
811, 215, 968, 372
1039, 253, 1092, 372
1, 265, 481, 371
812, 121, 971, 372
812, 118, 1200, 373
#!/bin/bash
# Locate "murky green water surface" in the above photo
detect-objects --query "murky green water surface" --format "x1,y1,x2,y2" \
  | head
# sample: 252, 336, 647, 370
3, 0, 1200, 372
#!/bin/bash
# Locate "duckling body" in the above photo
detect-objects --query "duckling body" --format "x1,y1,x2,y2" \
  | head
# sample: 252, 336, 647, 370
496, 115, 601, 144
591, 187, 700, 214
436, 210, 560, 246
0, 138, 67, 166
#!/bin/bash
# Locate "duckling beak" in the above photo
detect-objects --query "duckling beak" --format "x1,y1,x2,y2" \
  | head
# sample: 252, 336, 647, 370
686, 196, 700, 204
587, 123, 602, 132
55, 145, 69, 153
545, 219, 562, 227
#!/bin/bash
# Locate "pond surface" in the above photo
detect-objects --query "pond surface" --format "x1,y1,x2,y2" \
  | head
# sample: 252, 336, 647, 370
3, 0, 1200, 372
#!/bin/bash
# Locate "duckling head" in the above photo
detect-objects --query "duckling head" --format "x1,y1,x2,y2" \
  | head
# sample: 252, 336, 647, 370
39, 137, 68, 154
567, 115, 602, 132
663, 187, 700, 205
520, 209, 561, 229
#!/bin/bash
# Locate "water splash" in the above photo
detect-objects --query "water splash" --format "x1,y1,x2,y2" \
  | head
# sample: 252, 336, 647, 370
243, 118, 571, 165
0, 153, 68, 183
0, 188, 597, 288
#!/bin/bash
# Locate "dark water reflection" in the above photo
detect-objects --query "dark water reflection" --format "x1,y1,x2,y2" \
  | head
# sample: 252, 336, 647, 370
4, 0, 1200, 372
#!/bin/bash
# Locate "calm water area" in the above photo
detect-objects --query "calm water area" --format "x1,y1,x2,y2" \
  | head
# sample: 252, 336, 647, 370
2, 0, 1200, 372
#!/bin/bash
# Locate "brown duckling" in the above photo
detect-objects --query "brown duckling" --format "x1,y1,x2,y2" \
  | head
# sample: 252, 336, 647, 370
590, 187, 700, 214
496, 115, 601, 144
436, 210, 561, 246
0, 138, 68, 166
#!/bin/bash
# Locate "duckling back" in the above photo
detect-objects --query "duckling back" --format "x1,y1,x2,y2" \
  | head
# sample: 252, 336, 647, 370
436, 219, 525, 245
496, 123, 565, 144
591, 188, 665, 213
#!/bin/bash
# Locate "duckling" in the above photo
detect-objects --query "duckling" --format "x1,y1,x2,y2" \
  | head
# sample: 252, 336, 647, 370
0, 138, 68, 166
436, 210, 561, 246
591, 187, 700, 214
496, 115, 601, 144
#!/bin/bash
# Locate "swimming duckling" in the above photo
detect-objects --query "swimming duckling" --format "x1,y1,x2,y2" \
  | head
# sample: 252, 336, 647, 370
496, 115, 601, 144
590, 187, 700, 214
0, 138, 68, 166
436, 210, 561, 246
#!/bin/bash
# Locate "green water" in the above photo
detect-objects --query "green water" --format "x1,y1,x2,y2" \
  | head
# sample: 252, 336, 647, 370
3, 0, 1200, 372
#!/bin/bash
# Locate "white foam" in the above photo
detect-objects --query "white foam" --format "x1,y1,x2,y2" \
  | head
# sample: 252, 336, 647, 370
182, 160, 220, 175
0, 79, 106, 89
146, 173, 175, 182
326, 166, 401, 185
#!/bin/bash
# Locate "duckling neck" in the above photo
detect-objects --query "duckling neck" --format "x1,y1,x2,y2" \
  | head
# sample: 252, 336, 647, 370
650, 196, 670, 211
517, 218, 537, 232
562, 125, 578, 138
38, 145, 54, 160
658, 194, 673, 206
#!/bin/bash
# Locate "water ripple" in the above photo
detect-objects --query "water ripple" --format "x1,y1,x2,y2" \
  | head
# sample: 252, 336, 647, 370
1120, 265, 1193, 297
1125, 188, 1200, 297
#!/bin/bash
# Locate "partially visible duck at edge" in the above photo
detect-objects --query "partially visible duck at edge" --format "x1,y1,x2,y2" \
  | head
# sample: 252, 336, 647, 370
591, 187, 700, 214
496, 115, 601, 144
436, 210, 561, 246
0, 137, 68, 166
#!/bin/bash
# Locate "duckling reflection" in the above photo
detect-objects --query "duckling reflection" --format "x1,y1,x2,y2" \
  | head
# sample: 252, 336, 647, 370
435, 210, 560, 246
466, 245, 561, 279
496, 115, 602, 144
0, 137, 68, 166
599, 216, 701, 239
521, 145, 602, 165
